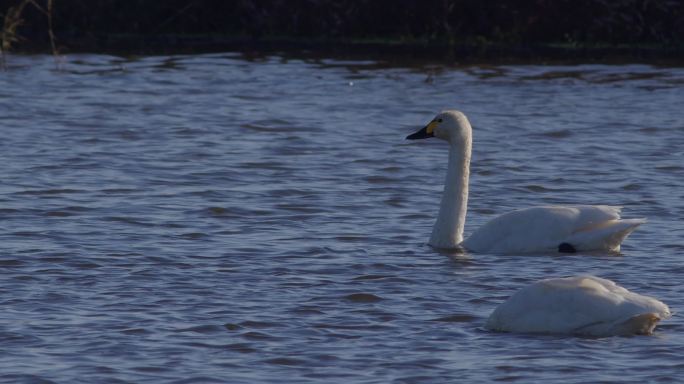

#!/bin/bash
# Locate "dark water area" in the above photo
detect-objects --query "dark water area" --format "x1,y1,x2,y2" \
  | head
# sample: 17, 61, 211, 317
1, 53, 684, 383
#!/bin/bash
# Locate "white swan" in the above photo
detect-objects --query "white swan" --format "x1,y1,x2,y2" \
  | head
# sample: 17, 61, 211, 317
406, 110, 645, 253
485, 275, 670, 336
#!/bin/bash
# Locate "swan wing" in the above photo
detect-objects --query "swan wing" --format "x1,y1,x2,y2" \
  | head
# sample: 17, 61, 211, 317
485, 276, 670, 336
462, 205, 644, 253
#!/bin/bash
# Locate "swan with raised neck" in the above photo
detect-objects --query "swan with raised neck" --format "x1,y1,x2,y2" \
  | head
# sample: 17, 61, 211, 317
406, 110, 645, 253
407, 110, 472, 248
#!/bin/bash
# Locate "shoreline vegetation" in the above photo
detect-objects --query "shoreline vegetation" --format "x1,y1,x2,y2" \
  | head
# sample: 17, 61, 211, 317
2, 0, 684, 64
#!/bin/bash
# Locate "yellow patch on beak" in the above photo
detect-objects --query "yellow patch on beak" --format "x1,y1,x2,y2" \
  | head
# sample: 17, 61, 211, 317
426, 120, 439, 135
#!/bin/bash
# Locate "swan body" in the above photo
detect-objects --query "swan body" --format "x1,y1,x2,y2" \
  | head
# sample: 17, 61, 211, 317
485, 276, 670, 336
463, 205, 645, 253
406, 110, 645, 253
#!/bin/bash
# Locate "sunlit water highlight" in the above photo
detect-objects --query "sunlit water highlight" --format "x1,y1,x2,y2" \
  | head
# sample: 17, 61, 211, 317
1, 53, 684, 383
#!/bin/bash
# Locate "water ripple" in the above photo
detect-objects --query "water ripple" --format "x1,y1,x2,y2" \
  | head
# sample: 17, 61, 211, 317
0, 54, 683, 383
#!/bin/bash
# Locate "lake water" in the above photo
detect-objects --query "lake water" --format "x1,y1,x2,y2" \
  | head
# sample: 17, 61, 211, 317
1, 53, 684, 383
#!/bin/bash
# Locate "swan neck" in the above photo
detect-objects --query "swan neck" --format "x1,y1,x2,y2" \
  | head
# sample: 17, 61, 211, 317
429, 138, 471, 248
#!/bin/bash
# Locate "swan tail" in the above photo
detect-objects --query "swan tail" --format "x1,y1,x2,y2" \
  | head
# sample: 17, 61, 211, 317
566, 218, 646, 252
574, 312, 661, 336
612, 313, 661, 336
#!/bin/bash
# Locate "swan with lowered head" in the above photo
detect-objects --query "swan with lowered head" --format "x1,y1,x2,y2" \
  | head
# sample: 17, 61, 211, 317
485, 275, 670, 336
406, 110, 645, 253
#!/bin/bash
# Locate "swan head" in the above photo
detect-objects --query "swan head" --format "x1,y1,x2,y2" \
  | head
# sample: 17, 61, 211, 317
406, 110, 472, 144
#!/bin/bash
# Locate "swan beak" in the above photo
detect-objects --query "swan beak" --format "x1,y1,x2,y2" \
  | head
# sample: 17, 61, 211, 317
406, 123, 435, 140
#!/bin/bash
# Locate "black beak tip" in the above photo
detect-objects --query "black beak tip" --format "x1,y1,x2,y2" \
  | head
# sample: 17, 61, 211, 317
406, 126, 431, 140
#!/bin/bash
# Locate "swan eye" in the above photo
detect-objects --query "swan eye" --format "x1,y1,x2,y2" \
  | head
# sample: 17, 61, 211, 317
437, 119, 443, 123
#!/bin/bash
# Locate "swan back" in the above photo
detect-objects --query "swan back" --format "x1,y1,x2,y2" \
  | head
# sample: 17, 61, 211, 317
486, 276, 670, 336
463, 205, 645, 253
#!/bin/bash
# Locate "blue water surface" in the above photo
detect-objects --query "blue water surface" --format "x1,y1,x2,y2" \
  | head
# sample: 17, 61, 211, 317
1, 53, 684, 383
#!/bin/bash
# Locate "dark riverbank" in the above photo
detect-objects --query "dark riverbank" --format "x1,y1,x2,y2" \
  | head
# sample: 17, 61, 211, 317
44, 35, 684, 65
3, 0, 684, 63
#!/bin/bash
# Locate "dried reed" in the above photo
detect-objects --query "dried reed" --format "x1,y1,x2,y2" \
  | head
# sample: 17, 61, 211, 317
1, 0, 59, 70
